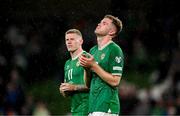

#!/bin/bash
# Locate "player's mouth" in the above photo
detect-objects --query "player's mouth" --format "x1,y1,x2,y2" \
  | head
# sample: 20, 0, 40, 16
67, 45, 72, 48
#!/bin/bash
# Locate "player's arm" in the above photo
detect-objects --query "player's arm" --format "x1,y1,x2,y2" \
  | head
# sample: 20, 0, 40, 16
79, 54, 122, 87
60, 83, 89, 92
84, 68, 92, 88
91, 62, 121, 87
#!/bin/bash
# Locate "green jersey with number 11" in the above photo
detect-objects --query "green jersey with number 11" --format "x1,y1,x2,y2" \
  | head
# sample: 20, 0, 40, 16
64, 51, 89, 116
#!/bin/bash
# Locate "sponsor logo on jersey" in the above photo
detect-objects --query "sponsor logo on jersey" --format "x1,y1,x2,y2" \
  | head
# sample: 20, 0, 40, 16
113, 66, 122, 71
101, 53, 105, 60
115, 56, 121, 63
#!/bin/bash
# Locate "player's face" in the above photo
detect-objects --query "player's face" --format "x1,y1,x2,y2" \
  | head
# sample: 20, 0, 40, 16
65, 33, 82, 52
95, 18, 114, 36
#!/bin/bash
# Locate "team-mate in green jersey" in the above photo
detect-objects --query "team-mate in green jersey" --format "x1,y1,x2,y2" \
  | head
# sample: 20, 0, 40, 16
79, 15, 124, 116
59, 29, 89, 116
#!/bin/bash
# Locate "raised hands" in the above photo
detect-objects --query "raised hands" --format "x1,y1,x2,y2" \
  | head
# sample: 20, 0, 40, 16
79, 53, 96, 70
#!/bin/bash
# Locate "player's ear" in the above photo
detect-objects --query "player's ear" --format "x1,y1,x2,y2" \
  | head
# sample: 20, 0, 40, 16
109, 29, 116, 37
109, 24, 117, 37
80, 38, 83, 44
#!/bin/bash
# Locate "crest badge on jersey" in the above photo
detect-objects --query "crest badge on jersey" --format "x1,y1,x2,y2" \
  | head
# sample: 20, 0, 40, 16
76, 61, 80, 67
101, 53, 105, 60
66, 65, 69, 70
115, 56, 121, 63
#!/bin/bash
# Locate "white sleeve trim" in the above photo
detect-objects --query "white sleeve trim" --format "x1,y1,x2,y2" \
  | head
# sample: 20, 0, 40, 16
112, 73, 122, 76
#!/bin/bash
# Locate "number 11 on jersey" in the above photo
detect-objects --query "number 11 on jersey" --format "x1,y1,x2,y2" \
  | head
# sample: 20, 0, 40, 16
68, 69, 73, 81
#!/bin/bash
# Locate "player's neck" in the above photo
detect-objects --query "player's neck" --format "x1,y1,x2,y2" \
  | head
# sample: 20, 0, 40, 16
97, 36, 112, 49
70, 47, 83, 60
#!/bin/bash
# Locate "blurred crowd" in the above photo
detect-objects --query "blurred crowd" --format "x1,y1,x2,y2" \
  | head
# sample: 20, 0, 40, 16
118, 26, 180, 115
0, 23, 53, 115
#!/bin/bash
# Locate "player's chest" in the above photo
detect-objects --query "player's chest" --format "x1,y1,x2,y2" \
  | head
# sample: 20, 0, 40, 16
93, 50, 110, 66
65, 61, 83, 78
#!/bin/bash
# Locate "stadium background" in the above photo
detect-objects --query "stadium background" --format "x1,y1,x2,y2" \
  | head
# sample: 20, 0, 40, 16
0, 0, 179, 115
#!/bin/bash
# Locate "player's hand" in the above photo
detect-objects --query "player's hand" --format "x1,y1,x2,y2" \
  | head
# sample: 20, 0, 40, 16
59, 84, 67, 97
60, 83, 76, 91
79, 53, 96, 69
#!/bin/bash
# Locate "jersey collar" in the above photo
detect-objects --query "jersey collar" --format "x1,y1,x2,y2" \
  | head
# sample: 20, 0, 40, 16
98, 40, 113, 50
72, 50, 84, 60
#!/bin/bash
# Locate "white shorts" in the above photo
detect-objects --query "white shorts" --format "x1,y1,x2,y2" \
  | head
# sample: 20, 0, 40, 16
88, 112, 119, 116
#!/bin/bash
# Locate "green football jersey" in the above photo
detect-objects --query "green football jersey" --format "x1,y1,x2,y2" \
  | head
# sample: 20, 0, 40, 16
64, 51, 89, 116
89, 41, 124, 114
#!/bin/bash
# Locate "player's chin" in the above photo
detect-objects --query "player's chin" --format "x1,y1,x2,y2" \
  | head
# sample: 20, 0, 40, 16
67, 49, 73, 52
94, 30, 98, 34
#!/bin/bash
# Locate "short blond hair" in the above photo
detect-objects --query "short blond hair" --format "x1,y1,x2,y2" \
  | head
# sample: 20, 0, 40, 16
104, 15, 123, 36
65, 29, 82, 37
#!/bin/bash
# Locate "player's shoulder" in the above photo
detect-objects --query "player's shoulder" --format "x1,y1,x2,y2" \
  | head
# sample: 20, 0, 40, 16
90, 45, 98, 52
64, 59, 71, 70
108, 42, 124, 57
90, 45, 98, 50
109, 41, 122, 51
65, 59, 71, 65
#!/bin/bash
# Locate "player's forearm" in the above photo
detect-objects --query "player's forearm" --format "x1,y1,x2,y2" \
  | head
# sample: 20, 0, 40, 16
91, 63, 120, 87
84, 69, 91, 88
74, 85, 89, 92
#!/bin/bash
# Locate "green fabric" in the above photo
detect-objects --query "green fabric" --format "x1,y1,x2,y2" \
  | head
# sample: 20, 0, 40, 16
64, 51, 89, 115
89, 41, 124, 114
